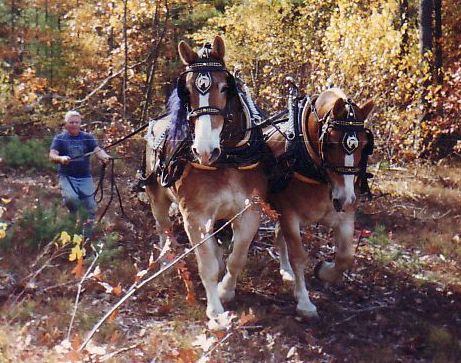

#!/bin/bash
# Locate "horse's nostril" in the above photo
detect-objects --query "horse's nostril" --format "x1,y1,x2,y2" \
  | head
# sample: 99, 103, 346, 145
332, 198, 342, 212
210, 147, 221, 161
192, 146, 199, 157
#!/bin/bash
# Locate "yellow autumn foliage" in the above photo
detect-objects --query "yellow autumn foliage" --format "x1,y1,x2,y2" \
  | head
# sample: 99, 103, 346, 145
194, 0, 432, 159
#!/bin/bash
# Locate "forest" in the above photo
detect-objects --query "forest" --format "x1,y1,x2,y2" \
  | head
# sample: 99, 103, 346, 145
1, 0, 460, 362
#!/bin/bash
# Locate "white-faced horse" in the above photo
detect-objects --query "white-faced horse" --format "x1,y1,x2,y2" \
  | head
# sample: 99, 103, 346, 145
265, 85, 374, 318
144, 36, 267, 328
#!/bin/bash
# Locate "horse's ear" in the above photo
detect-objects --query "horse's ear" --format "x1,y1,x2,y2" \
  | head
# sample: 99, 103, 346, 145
210, 35, 225, 60
360, 100, 374, 119
178, 41, 198, 65
332, 98, 346, 118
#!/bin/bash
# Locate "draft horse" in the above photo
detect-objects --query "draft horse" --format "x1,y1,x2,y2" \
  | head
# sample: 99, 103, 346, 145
265, 84, 374, 318
144, 36, 267, 328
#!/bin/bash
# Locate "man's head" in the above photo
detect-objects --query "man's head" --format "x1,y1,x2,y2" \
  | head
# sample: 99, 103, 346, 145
64, 110, 82, 136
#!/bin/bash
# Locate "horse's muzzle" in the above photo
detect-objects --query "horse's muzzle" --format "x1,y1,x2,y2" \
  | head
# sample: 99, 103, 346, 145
332, 198, 343, 212
192, 146, 221, 165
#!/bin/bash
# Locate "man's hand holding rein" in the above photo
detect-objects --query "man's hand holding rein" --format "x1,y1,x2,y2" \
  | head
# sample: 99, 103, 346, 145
95, 147, 111, 164
49, 150, 71, 165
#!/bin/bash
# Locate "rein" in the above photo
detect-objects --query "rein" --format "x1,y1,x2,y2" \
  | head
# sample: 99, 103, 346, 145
68, 113, 167, 162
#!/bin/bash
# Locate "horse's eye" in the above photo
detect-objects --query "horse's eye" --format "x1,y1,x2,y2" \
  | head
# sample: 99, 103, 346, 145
221, 86, 229, 93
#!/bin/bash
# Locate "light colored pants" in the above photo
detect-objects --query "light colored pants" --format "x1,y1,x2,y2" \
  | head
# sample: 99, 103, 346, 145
59, 176, 97, 220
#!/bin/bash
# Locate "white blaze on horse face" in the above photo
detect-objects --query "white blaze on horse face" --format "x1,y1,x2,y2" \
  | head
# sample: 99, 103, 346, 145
343, 154, 356, 206
192, 93, 222, 164
331, 154, 356, 209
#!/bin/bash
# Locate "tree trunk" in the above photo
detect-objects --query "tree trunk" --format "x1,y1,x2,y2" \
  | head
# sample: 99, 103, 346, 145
122, 0, 128, 121
419, 0, 434, 100
417, 0, 434, 150
9, 0, 16, 95
399, 0, 409, 58
419, 0, 433, 59
140, 0, 170, 126
433, 0, 443, 86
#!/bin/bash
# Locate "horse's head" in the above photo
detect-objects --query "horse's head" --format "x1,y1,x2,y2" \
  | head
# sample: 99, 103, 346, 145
177, 36, 234, 166
308, 89, 374, 212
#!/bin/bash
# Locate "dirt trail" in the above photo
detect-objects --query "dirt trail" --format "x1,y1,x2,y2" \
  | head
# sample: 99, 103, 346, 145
1, 161, 460, 362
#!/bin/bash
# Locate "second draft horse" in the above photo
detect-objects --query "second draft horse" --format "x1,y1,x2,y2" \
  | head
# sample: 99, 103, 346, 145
265, 84, 374, 318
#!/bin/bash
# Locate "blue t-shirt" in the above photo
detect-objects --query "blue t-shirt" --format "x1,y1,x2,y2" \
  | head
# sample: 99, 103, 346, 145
50, 131, 99, 177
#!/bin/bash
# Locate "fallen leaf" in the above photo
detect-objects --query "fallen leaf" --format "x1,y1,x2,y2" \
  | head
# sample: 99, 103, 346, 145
65, 350, 82, 363
85, 340, 107, 356
135, 269, 148, 282
69, 244, 86, 261
109, 330, 122, 344
71, 258, 85, 278
109, 308, 119, 322
286, 346, 297, 359
98, 281, 114, 294
177, 262, 197, 305
239, 308, 257, 326
212, 330, 227, 339
70, 334, 81, 350
177, 348, 198, 363
112, 283, 122, 297
73, 234, 83, 246
89, 265, 103, 281
54, 339, 71, 354
60, 231, 71, 246
192, 334, 216, 352
360, 229, 373, 238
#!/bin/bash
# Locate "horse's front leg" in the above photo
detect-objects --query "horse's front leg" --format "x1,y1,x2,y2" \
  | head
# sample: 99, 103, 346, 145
218, 209, 260, 303
316, 212, 355, 283
281, 216, 319, 319
145, 183, 173, 248
274, 222, 295, 282
183, 216, 224, 322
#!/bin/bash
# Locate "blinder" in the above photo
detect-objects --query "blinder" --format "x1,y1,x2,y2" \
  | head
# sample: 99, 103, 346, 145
316, 98, 373, 175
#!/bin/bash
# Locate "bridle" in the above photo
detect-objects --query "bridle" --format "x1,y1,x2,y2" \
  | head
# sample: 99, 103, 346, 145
308, 98, 374, 176
176, 43, 236, 123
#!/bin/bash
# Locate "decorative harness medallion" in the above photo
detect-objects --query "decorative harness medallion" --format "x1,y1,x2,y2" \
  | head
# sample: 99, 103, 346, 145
195, 72, 212, 95
342, 132, 359, 154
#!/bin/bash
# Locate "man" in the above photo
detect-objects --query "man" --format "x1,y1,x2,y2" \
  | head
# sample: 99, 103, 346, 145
49, 110, 110, 238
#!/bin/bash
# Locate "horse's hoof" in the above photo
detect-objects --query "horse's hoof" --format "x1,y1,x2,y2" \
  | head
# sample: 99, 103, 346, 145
207, 311, 236, 331
218, 283, 235, 303
314, 261, 339, 283
280, 268, 295, 282
208, 318, 226, 331
296, 307, 320, 320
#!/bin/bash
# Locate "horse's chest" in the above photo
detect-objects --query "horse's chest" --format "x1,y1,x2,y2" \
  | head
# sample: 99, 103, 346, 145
175, 169, 262, 217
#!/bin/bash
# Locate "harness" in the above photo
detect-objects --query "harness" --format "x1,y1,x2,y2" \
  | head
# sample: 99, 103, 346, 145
268, 83, 374, 196
149, 43, 267, 187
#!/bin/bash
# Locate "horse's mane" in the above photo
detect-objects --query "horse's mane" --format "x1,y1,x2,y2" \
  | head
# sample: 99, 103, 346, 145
166, 87, 188, 145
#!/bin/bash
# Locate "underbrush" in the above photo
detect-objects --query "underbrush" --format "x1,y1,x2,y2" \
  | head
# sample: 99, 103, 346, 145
0, 136, 54, 171
0, 202, 82, 251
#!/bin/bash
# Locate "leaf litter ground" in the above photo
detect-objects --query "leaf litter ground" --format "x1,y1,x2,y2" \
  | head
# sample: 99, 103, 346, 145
0, 160, 460, 362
